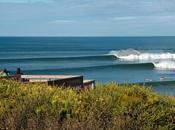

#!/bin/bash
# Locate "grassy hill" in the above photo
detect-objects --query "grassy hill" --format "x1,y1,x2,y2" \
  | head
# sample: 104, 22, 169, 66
0, 79, 175, 130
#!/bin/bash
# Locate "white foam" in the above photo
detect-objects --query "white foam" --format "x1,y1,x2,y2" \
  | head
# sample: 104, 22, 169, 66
109, 49, 175, 61
153, 61, 175, 70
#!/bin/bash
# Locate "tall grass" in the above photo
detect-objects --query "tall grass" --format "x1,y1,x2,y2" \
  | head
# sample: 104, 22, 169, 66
0, 79, 175, 130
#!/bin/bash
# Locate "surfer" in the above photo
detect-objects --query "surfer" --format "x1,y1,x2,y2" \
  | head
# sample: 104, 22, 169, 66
145, 78, 152, 82
160, 76, 165, 81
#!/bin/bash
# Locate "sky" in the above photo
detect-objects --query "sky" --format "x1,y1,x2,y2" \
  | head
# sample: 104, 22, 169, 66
0, 0, 175, 36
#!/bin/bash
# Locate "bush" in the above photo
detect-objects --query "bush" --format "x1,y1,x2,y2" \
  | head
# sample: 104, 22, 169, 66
0, 80, 174, 130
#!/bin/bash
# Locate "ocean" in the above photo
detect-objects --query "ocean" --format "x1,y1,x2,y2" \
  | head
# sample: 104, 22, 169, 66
1, 36, 175, 95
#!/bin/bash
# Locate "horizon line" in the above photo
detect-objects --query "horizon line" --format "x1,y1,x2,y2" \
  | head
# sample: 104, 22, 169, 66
0, 36, 175, 37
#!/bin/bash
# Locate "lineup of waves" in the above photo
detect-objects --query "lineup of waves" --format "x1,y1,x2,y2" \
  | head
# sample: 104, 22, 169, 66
1, 37, 175, 95
22, 63, 154, 73
109, 49, 175, 70
20, 62, 175, 73
2, 49, 175, 70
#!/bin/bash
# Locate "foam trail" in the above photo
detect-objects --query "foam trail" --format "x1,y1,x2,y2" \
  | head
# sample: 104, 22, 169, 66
109, 49, 175, 61
153, 61, 175, 70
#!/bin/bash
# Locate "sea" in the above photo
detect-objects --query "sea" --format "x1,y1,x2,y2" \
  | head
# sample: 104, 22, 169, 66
1, 36, 175, 96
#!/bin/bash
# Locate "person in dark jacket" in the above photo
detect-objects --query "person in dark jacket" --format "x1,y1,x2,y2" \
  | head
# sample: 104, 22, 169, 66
16, 68, 23, 75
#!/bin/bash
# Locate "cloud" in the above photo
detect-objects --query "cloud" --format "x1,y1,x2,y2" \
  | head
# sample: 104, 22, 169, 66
0, 0, 51, 3
113, 16, 137, 20
1, 0, 175, 36
49, 20, 77, 24
112, 15, 175, 24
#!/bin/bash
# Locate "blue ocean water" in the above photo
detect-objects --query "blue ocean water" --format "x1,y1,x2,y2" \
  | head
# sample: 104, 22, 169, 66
1, 36, 175, 95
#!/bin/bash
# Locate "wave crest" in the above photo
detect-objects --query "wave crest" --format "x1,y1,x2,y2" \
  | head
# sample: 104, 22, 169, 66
153, 61, 175, 70
109, 49, 175, 61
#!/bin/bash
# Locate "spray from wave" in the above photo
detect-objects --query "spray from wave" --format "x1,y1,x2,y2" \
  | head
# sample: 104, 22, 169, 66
153, 61, 175, 70
109, 49, 175, 70
109, 49, 175, 61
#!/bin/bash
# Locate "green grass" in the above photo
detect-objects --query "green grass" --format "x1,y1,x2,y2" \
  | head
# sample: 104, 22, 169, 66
0, 79, 175, 130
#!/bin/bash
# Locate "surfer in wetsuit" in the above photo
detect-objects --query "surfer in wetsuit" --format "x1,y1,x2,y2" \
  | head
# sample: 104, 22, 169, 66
160, 76, 165, 80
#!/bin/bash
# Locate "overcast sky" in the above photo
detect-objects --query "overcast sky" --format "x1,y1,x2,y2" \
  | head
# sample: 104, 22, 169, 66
0, 0, 175, 36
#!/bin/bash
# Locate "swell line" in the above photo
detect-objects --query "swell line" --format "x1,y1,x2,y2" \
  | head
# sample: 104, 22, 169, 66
22, 63, 154, 73
136, 80, 175, 86
0, 55, 115, 63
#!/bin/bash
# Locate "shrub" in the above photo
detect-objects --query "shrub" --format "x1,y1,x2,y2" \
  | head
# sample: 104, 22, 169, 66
0, 80, 174, 130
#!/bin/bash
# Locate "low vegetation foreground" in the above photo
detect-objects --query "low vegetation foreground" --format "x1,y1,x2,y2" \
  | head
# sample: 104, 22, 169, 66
0, 79, 175, 130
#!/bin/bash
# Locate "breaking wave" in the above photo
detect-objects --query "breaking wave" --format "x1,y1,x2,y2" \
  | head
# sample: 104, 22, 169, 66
109, 49, 175, 70
153, 61, 175, 70
109, 49, 175, 61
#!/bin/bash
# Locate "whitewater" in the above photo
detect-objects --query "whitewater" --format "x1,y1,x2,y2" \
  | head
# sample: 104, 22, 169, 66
109, 49, 175, 70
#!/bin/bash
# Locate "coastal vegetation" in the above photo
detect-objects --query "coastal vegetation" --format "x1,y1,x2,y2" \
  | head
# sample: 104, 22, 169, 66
0, 79, 175, 130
